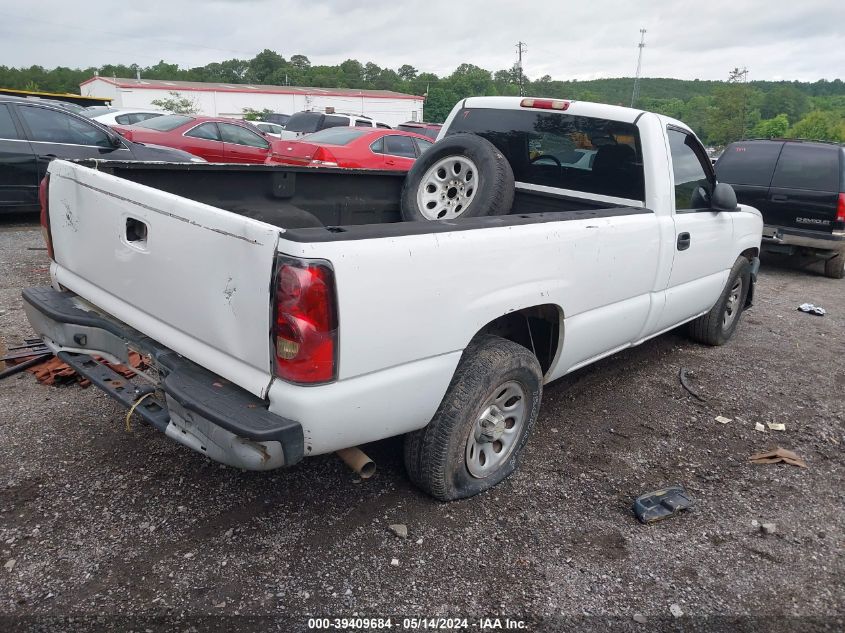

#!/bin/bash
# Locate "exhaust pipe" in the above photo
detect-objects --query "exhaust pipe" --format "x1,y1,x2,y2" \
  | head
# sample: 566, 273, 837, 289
336, 447, 376, 479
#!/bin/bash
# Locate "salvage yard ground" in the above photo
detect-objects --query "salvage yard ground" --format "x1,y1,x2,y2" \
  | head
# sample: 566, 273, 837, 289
0, 215, 843, 631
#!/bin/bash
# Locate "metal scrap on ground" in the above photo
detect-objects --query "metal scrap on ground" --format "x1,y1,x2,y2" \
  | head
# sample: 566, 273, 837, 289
633, 486, 694, 524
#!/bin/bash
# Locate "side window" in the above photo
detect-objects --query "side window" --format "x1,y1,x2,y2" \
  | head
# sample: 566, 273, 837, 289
354, 119, 371, 127
115, 114, 132, 125
771, 144, 839, 191
414, 138, 434, 155
18, 106, 112, 147
135, 113, 162, 123
376, 123, 391, 129
185, 123, 221, 141
715, 142, 782, 186
384, 135, 416, 158
322, 115, 349, 130
370, 137, 384, 154
0, 104, 20, 139
668, 128, 713, 210
219, 123, 269, 148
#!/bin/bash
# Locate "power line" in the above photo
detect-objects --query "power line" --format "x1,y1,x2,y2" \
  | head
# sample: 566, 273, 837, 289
515, 41, 527, 96
631, 28, 646, 107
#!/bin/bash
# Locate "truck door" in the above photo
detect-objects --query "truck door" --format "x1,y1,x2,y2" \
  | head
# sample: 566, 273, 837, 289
658, 127, 735, 331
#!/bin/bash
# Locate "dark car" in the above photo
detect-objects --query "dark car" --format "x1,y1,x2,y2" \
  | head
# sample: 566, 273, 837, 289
261, 113, 290, 127
716, 139, 845, 278
396, 121, 443, 140
0, 96, 203, 213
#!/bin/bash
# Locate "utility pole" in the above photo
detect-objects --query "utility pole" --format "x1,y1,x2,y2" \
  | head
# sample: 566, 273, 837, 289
515, 41, 527, 96
631, 28, 646, 107
728, 66, 749, 139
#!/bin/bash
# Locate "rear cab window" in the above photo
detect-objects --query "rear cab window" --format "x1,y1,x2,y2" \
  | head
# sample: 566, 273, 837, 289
771, 143, 839, 192
716, 141, 783, 187
446, 107, 645, 201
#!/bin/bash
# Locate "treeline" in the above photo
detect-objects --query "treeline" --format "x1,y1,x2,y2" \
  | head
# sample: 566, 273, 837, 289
2, 49, 844, 145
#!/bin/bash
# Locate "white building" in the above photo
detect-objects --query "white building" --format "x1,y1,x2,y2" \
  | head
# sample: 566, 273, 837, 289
79, 77, 424, 127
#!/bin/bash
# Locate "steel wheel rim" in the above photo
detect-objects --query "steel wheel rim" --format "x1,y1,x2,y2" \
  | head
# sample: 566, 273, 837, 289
722, 277, 743, 328
465, 381, 527, 479
416, 155, 479, 220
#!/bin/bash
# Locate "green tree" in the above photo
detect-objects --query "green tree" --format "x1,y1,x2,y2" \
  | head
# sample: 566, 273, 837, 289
787, 111, 845, 142
248, 49, 286, 84
752, 114, 789, 138
397, 64, 418, 81
290, 55, 311, 70
242, 107, 275, 121
150, 91, 199, 114
760, 84, 809, 123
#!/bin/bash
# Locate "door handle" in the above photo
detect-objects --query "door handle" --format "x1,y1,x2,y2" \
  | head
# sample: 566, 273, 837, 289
771, 194, 788, 202
677, 232, 691, 251
385, 159, 396, 166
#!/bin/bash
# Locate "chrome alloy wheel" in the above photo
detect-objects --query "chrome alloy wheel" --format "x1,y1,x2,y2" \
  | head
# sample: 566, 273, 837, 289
465, 381, 527, 478
416, 155, 478, 220
722, 277, 744, 328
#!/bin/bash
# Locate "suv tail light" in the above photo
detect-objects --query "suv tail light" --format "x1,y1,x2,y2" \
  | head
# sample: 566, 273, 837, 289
309, 147, 338, 167
835, 193, 845, 230
272, 256, 338, 384
39, 174, 54, 260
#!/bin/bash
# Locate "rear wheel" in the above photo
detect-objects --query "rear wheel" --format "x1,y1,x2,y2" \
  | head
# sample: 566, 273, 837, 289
403, 335, 542, 501
687, 257, 752, 346
824, 253, 845, 279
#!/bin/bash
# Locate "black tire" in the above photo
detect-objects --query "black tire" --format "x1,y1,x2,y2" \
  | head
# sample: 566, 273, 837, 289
400, 133, 514, 222
824, 253, 845, 279
687, 256, 752, 346
403, 335, 542, 501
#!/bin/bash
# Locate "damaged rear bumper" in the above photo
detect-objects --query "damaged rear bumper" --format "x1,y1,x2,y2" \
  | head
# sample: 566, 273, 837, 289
21, 286, 304, 470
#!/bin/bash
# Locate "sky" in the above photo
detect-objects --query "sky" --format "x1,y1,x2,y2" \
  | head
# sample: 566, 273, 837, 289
1, 0, 843, 82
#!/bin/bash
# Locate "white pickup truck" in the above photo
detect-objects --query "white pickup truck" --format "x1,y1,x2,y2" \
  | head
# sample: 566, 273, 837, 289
23, 96, 763, 500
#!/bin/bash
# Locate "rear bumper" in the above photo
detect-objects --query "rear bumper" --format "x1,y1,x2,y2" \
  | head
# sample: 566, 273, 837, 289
762, 224, 845, 254
21, 286, 304, 470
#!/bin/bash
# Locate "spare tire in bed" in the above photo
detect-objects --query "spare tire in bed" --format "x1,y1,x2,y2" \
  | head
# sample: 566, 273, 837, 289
400, 133, 515, 221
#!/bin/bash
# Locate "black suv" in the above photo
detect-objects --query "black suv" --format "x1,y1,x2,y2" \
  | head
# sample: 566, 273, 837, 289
715, 139, 845, 278
0, 96, 201, 214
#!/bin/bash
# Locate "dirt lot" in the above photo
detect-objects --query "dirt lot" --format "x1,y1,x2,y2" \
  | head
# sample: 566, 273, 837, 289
0, 215, 842, 632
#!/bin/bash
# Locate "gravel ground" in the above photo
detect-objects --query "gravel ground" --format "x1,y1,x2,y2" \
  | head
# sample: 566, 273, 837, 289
0, 216, 843, 632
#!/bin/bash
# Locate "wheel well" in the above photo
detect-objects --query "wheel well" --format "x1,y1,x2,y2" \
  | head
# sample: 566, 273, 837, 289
739, 248, 759, 307
474, 305, 562, 375
740, 247, 759, 261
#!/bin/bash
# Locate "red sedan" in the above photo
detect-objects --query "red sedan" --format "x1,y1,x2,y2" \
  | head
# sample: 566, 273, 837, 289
111, 114, 277, 163
265, 127, 434, 170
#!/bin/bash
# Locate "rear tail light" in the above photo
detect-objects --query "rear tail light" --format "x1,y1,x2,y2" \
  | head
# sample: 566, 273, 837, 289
272, 256, 338, 384
835, 193, 845, 229
309, 147, 338, 167
520, 98, 570, 111
39, 174, 54, 260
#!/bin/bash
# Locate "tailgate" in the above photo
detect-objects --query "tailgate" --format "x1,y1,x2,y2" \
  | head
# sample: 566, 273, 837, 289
46, 160, 280, 397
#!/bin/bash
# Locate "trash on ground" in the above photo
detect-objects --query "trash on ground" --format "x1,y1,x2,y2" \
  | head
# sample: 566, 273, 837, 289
797, 303, 826, 316
633, 486, 694, 524
669, 604, 684, 618
388, 524, 408, 539
755, 422, 766, 432
767, 422, 786, 431
715, 415, 732, 424
749, 448, 807, 468
678, 367, 705, 401
760, 522, 776, 535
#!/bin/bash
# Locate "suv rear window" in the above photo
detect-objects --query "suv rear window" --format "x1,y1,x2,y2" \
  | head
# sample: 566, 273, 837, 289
446, 108, 644, 201
771, 143, 840, 192
716, 141, 783, 187
284, 112, 324, 133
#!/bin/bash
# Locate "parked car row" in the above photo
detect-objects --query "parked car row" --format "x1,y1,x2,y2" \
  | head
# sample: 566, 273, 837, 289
0, 96, 203, 213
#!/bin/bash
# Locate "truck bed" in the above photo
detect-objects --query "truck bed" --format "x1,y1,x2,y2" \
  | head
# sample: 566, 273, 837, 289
80, 161, 631, 239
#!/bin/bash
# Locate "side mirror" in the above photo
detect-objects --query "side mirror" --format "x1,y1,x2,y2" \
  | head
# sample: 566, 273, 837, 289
109, 132, 125, 147
711, 182, 737, 212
